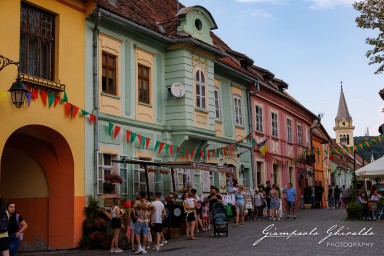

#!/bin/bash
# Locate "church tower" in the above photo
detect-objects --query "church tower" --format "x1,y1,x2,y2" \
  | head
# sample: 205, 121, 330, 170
334, 83, 354, 147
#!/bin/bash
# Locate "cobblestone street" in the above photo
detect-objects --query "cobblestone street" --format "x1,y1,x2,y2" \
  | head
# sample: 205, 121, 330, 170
20, 208, 384, 256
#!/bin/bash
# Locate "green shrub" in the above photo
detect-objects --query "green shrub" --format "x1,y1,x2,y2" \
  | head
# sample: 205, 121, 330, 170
346, 201, 363, 220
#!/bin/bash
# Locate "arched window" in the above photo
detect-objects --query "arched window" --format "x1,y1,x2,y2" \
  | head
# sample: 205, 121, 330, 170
347, 135, 349, 145
195, 69, 206, 109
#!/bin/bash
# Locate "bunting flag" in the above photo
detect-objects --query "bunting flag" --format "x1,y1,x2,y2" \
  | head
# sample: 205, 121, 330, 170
191, 149, 195, 160
145, 138, 151, 150
54, 96, 61, 107
185, 148, 189, 159
61, 91, 68, 102
158, 142, 165, 154
89, 114, 96, 123
165, 144, 169, 155
48, 92, 55, 108
25, 92, 32, 107
113, 125, 121, 139
126, 130, 132, 143
378, 136, 382, 143
72, 106, 79, 118
154, 141, 160, 153
81, 109, 89, 116
40, 90, 48, 107
31, 90, 38, 99
141, 136, 146, 149
65, 102, 71, 117
108, 122, 114, 136
137, 134, 142, 147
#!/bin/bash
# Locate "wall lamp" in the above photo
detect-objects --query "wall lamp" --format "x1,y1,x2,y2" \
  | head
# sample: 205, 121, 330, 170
0, 55, 28, 108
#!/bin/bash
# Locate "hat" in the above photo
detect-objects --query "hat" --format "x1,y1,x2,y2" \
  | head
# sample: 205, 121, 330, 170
255, 188, 259, 191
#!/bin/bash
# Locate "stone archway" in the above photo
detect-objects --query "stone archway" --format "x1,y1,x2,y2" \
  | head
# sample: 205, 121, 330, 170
0, 125, 74, 249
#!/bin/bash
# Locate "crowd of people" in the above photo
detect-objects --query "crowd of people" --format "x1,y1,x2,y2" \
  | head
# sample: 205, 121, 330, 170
0, 194, 28, 256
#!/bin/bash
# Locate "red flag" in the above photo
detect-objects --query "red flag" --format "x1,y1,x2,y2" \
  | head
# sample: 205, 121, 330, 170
72, 106, 79, 118
145, 138, 151, 150
126, 130, 132, 143
191, 150, 195, 160
113, 126, 121, 139
40, 90, 48, 106
32, 90, 39, 99
159, 142, 165, 153
208, 150, 211, 160
185, 148, 189, 159
200, 150, 204, 160
169, 145, 174, 155
177, 146, 181, 152
89, 114, 96, 123
137, 134, 142, 147
65, 102, 71, 117
54, 96, 60, 107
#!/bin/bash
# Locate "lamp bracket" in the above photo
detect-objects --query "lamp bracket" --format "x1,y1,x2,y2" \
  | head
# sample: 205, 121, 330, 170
0, 55, 19, 72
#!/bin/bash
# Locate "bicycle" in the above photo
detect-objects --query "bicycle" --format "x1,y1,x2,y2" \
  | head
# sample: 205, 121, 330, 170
371, 204, 384, 221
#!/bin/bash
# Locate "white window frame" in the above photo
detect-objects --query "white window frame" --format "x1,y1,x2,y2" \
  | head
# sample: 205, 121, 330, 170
297, 124, 303, 145
233, 94, 244, 127
119, 154, 128, 195
177, 169, 184, 191
193, 170, 202, 196
287, 118, 293, 142
152, 158, 163, 194
214, 87, 221, 120
306, 128, 310, 148
133, 157, 163, 195
255, 105, 263, 132
271, 112, 278, 137
195, 69, 206, 109
210, 172, 214, 188
97, 152, 119, 194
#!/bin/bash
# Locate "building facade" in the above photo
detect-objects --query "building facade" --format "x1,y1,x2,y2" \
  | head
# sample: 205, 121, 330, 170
0, 0, 89, 249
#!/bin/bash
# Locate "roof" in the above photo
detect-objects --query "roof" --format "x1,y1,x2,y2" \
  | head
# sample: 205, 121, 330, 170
330, 140, 366, 169
335, 86, 352, 121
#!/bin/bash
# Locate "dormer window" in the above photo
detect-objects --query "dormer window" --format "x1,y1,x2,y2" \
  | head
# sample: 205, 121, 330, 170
195, 19, 203, 31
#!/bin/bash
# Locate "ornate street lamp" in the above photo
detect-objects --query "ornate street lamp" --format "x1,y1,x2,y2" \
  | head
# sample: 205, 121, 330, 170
0, 54, 28, 108
379, 88, 384, 101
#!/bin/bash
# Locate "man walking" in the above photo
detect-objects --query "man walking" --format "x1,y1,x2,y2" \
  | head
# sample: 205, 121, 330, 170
334, 185, 341, 209
133, 191, 154, 254
151, 192, 166, 252
284, 183, 296, 219
327, 185, 334, 209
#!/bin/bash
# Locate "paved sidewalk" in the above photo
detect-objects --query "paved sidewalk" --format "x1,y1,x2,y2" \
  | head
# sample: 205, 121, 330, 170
19, 208, 384, 256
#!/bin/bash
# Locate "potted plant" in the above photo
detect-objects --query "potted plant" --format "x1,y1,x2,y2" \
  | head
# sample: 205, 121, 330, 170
103, 172, 123, 194
303, 186, 313, 209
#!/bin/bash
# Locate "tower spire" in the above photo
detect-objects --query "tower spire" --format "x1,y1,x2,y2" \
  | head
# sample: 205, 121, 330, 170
334, 82, 354, 147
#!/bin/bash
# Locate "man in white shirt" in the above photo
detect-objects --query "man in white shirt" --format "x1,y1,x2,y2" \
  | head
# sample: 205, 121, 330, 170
151, 192, 166, 252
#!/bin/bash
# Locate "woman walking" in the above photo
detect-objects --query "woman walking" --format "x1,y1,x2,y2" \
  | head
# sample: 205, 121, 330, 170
270, 184, 280, 220
234, 185, 246, 227
6, 203, 27, 256
0, 195, 9, 256
110, 199, 124, 253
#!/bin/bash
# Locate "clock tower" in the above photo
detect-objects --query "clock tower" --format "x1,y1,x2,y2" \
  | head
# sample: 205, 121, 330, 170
334, 82, 354, 147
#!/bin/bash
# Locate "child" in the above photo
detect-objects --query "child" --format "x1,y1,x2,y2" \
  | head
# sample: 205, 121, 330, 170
202, 201, 209, 230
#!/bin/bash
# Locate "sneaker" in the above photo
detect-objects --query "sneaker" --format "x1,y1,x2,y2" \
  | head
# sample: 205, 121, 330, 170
115, 248, 123, 253
155, 245, 160, 252
293, 216, 296, 220
160, 240, 167, 246
234, 224, 239, 227
286, 215, 290, 219
135, 246, 144, 254
142, 248, 147, 254
110, 249, 115, 253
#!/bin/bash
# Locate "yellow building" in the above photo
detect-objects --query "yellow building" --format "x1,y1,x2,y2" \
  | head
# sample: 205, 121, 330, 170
0, 0, 90, 249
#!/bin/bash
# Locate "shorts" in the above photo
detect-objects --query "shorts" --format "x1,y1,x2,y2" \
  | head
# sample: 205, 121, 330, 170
236, 203, 245, 214
152, 223, 163, 234
202, 216, 208, 221
186, 212, 196, 223
266, 198, 271, 209
111, 218, 121, 230
130, 221, 135, 230
134, 222, 149, 235
0, 237, 9, 252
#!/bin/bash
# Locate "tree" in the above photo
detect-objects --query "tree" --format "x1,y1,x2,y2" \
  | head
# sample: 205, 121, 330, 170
353, 0, 384, 74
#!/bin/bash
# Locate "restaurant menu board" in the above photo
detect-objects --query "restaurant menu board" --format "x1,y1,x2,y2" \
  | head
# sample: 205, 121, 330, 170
243, 186, 253, 210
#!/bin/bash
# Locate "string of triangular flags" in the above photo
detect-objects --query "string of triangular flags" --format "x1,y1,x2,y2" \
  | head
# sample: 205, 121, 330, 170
327, 168, 355, 175
0, 88, 96, 123
107, 122, 263, 161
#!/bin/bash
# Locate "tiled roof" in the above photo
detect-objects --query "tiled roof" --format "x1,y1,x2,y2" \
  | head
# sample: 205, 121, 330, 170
330, 140, 366, 169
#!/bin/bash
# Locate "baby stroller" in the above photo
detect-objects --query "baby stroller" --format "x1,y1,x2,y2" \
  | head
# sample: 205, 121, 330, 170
212, 202, 228, 237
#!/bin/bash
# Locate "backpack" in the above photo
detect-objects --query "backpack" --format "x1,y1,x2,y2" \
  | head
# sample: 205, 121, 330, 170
0, 211, 9, 233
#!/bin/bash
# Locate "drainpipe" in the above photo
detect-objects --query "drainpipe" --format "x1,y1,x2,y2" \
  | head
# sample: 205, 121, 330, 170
93, 7, 101, 198
247, 82, 259, 188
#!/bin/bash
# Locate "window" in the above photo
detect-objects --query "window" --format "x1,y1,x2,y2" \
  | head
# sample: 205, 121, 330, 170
297, 124, 303, 145
138, 64, 150, 104
287, 118, 293, 142
20, 3, 55, 80
119, 155, 128, 194
289, 166, 293, 183
193, 170, 202, 196
256, 161, 263, 185
133, 157, 162, 195
233, 95, 244, 126
271, 112, 278, 137
255, 105, 263, 132
97, 153, 120, 194
195, 70, 206, 108
102, 52, 117, 95
210, 172, 214, 188
177, 169, 185, 191
306, 129, 310, 148
214, 87, 221, 120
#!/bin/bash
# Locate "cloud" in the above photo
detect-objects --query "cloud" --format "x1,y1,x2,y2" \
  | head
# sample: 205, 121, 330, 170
235, 0, 286, 4
250, 9, 272, 18
309, 0, 355, 10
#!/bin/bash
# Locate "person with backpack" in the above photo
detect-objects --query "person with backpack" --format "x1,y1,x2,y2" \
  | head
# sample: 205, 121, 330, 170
0, 195, 10, 256
6, 203, 28, 256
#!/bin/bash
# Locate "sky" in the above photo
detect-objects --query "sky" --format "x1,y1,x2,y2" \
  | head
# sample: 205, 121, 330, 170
182, 0, 384, 137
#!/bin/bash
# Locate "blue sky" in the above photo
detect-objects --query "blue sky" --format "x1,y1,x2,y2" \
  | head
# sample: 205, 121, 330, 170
182, 0, 384, 137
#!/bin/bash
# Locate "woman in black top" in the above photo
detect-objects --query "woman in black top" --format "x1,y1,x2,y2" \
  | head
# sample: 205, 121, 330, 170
0, 195, 10, 256
6, 203, 28, 256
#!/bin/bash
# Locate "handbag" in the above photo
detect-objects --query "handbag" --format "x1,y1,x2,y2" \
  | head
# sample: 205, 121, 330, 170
16, 214, 24, 240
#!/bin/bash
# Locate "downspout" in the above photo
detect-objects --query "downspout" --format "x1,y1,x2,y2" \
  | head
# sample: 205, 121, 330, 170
247, 82, 258, 188
93, 7, 101, 197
